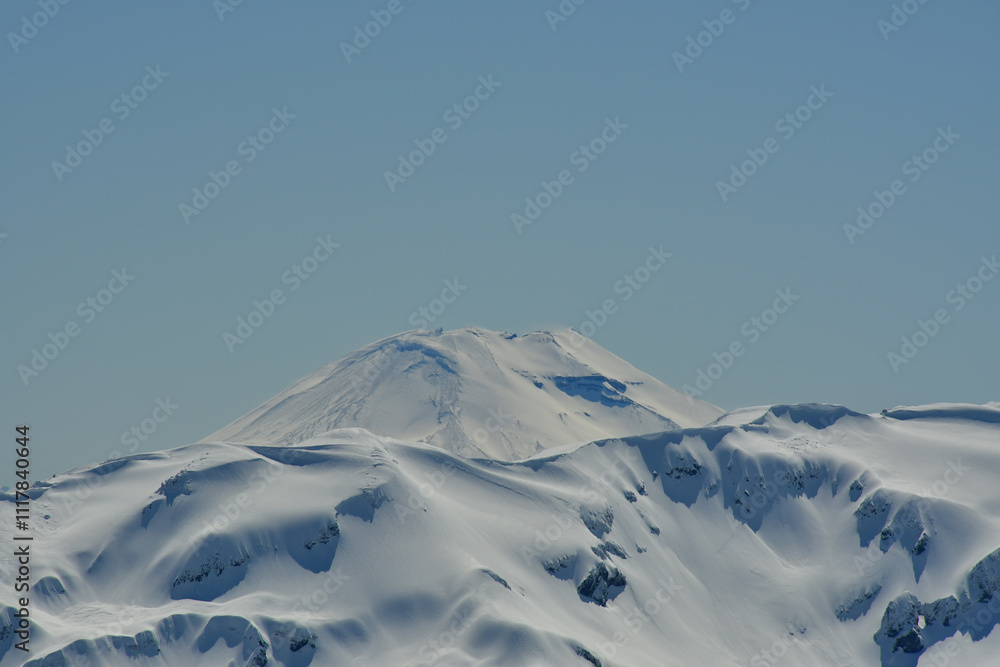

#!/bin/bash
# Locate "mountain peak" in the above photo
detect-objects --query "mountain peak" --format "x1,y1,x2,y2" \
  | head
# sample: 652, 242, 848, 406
203, 327, 723, 459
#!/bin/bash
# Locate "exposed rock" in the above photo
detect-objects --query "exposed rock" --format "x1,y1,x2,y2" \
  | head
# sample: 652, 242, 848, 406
573, 644, 602, 666
591, 541, 628, 560
836, 583, 882, 621
577, 562, 626, 606
580, 506, 614, 538
874, 592, 924, 655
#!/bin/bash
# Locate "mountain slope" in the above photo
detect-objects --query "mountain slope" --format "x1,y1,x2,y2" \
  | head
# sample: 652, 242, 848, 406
4, 403, 1000, 666
203, 328, 724, 460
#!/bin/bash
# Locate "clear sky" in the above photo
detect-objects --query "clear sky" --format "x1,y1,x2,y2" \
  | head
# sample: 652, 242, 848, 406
2, 0, 998, 479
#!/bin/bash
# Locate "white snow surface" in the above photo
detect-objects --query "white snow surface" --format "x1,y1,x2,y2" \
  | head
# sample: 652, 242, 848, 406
2, 330, 999, 667
2, 405, 1000, 666
202, 328, 724, 460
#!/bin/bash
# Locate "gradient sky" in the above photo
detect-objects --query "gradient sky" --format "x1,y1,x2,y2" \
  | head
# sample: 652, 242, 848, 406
3, 0, 998, 479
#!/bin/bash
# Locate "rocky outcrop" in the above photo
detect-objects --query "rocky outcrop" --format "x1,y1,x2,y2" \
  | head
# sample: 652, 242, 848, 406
577, 562, 626, 606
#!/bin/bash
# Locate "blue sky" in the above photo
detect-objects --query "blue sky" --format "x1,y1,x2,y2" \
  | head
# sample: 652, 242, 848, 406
2, 0, 998, 478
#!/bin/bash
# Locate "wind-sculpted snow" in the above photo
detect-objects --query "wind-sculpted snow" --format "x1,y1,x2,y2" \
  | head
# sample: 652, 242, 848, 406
749, 403, 866, 429
882, 403, 1000, 424
550, 375, 643, 411
2, 401, 999, 665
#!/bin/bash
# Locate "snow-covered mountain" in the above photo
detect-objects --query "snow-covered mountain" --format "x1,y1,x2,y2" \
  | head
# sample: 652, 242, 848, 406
204, 328, 724, 460
2, 330, 999, 667
5, 407, 1000, 665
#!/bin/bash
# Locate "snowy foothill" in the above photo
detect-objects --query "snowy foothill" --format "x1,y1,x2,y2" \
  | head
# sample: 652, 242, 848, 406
1, 328, 998, 666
